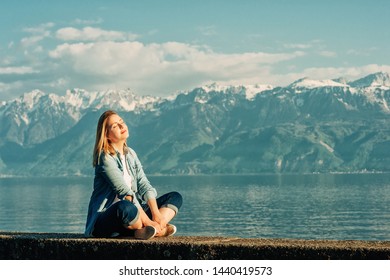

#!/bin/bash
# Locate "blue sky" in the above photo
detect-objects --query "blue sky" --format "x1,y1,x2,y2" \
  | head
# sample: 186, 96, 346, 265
1, 0, 389, 100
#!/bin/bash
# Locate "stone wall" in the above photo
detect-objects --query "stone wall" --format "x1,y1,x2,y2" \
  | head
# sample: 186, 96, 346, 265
1, 232, 390, 260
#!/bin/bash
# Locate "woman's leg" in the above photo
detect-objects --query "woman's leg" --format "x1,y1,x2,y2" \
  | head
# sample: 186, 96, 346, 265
159, 207, 176, 223
92, 200, 140, 237
144, 191, 183, 224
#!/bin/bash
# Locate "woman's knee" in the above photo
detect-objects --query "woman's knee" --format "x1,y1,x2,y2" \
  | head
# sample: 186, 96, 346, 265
116, 200, 139, 227
174, 191, 183, 205
168, 191, 183, 210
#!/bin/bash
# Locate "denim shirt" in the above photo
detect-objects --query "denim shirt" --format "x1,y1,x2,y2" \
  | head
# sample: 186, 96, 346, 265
84, 147, 157, 237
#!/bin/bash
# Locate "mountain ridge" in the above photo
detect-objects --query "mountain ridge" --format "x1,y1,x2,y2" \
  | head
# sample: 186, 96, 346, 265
0, 72, 389, 176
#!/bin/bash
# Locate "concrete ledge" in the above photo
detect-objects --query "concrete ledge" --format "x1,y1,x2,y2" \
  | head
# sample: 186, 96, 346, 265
1, 232, 390, 260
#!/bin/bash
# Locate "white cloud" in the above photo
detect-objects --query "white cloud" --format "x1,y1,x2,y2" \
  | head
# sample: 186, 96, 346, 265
290, 64, 390, 83
284, 43, 312, 49
347, 49, 363, 56
283, 40, 339, 59
0, 81, 24, 98
318, 50, 337, 57
0, 66, 38, 75
3, 21, 390, 101
72, 18, 103, 25
197, 25, 217, 36
48, 40, 305, 95
21, 35, 48, 47
20, 23, 54, 47
56, 27, 138, 42
23, 22, 55, 34
347, 47, 378, 57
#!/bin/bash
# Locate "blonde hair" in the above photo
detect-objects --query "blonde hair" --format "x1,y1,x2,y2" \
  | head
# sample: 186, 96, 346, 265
92, 110, 126, 167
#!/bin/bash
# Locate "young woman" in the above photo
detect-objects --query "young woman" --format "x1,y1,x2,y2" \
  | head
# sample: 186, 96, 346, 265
85, 110, 182, 239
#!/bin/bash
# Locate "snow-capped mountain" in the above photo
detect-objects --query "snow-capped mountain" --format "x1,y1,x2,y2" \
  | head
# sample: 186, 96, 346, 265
349, 72, 390, 88
288, 77, 349, 90
195, 82, 274, 100
0, 88, 162, 146
0, 72, 389, 176
62, 88, 162, 112
0, 88, 161, 117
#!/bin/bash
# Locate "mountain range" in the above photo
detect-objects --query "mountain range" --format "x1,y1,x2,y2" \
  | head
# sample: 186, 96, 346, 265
0, 72, 389, 176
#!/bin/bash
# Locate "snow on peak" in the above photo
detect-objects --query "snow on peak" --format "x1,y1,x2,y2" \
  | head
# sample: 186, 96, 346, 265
201, 82, 231, 93
289, 77, 348, 89
3, 88, 163, 125
349, 72, 390, 88
245, 84, 274, 100
61, 88, 161, 112
20, 90, 46, 108
195, 82, 273, 100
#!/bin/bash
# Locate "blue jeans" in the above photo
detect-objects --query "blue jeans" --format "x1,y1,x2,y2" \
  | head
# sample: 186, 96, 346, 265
92, 191, 182, 237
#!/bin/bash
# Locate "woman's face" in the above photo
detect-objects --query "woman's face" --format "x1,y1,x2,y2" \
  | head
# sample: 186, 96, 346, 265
106, 114, 129, 143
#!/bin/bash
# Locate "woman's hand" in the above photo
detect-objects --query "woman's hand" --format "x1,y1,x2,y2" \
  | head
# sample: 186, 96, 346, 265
139, 209, 162, 233
147, 198, 168, 230
152, 211, 167, 229
143, 219, 162, 233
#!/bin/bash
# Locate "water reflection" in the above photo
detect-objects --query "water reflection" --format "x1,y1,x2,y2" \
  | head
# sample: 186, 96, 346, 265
1, 174, 389, 240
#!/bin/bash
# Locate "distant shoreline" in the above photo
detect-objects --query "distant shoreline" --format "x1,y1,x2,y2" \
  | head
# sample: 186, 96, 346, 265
1, 171, 389, 179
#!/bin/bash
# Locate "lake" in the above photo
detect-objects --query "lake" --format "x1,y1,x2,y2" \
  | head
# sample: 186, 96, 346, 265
0, 173, 389, 240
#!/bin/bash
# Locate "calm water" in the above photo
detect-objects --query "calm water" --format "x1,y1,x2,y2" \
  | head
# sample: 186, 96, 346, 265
0, 174, 389, 240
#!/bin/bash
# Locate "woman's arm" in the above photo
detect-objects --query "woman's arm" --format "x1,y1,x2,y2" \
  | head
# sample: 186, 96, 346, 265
125, 195, 162, 232
147, 198, 167, 229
